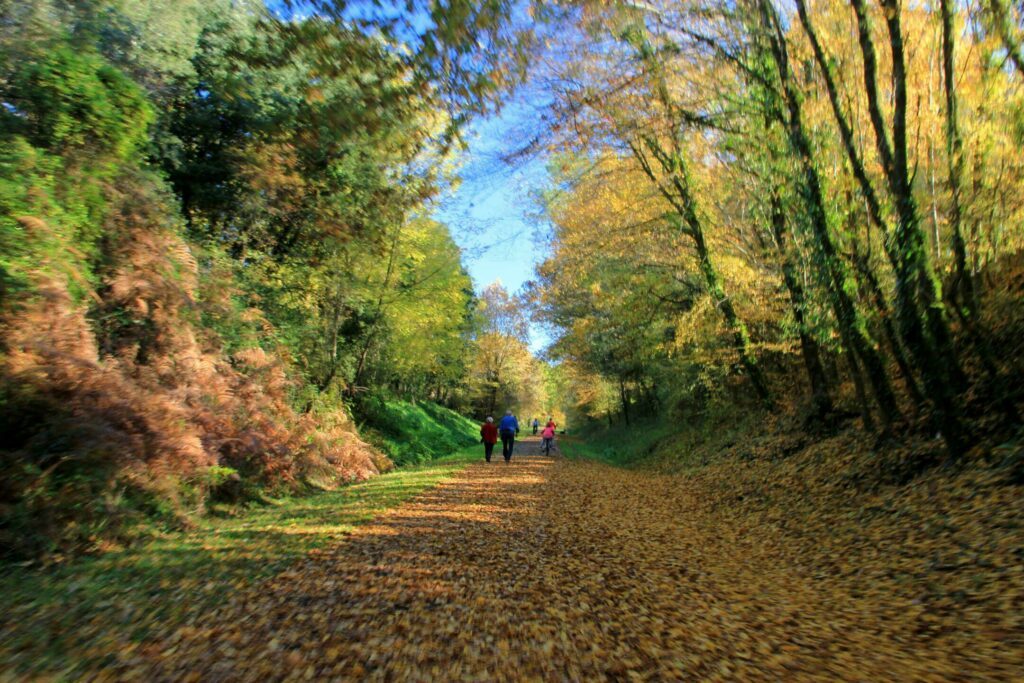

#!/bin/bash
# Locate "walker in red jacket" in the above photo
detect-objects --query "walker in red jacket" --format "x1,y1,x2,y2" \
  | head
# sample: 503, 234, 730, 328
480, 418, 498, 463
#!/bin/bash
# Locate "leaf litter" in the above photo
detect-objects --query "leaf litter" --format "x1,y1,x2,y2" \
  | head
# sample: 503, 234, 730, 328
94, 437, 1024, 681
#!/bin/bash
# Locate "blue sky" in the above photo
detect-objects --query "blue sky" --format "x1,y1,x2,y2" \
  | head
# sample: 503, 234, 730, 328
266, 1, 556, 350
433, 101, 555, 353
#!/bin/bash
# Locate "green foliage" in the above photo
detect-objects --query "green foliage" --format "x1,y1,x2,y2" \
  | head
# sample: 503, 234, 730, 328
371, 219, 476, 391
202, 465, 238, 488
0, 140, 75, 299
5, 45, 152, 162
161, 15, 437, 257
358, 398, 479, 466
533, 1, 1024, 449
462, 282, 548, 418
0, 45, 153, 296
559, 419, 675, 468
563, 401, 769, 473
0, 2, 495, 560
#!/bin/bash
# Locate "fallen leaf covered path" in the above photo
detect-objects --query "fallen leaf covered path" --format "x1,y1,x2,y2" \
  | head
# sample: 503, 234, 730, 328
127, 438, 1016, 681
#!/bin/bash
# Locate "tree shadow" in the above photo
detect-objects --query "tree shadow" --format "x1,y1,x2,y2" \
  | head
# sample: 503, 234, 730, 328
1, 456, 536, 677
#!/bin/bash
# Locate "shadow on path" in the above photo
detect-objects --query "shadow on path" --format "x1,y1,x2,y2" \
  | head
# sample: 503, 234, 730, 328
123, 450, 1013, 681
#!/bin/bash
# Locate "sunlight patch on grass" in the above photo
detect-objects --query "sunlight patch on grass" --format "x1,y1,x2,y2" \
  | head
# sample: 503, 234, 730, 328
0, 446, 481, 677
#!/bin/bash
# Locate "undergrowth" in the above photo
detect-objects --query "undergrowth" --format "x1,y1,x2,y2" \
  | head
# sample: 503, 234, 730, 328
357, 397, 479, 466
561, 409, 768, 471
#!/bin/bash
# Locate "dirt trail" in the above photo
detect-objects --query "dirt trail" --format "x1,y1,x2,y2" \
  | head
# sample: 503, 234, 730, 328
123, 438, 1014, 681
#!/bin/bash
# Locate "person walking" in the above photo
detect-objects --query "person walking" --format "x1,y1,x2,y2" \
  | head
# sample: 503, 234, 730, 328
498, 410, 519, 463
545, 417, 557, 432
480, 417, 498, 463
532, 417, 539, 435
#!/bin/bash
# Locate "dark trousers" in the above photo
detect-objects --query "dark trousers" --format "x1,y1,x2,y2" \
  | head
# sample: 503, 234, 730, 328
484, 442, 494, 462
500, 430, 515, 461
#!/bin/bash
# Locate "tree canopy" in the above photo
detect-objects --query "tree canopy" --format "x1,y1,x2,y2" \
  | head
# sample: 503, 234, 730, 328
529, 0, 1023, 450
0, 0, 529, 557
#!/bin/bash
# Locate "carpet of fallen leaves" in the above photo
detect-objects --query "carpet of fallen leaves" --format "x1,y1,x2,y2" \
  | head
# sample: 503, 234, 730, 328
104, 435, 1021, 681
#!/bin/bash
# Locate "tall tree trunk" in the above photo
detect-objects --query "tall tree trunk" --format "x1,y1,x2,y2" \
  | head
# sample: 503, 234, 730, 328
798, 0, 972, 451
796, 0, 934, 401
840, 191, 924, 406
620, 378, 631, 427
823, 349, 842, 388
691, 225, 774, 406
756, 0, 901, 432
939, 0, 978, 313
488, 382, 498, 418
626, 137, 773, 407
794, 0, 888, 239
850, 239, 924, 408
926, 44, 942, 262
614, 32, 774, 409
852, 0, 967, 454
941, 0, 1020, 426
769, 190, 833, 418
845, 348, 875, 433
316, 300, 343, 392
350, 223, 403, 394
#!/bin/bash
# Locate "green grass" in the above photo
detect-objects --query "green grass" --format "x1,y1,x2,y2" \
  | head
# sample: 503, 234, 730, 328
561, 409, 770, 472
558, 418, 675, 467
358, 398, 479, 466
0, 446, 481, 678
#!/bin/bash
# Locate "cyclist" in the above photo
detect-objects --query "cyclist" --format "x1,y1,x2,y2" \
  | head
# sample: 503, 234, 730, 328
541, 422, 556, 455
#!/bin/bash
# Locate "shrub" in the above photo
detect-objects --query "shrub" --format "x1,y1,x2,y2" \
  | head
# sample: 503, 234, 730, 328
0, 173, 389, 559
5, 45, 153, 161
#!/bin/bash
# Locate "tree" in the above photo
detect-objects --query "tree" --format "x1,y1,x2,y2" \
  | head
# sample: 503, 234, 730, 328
986, 0, 1024, 77
536, 5, 774, 406
466, 283, 540, 417
749, 0, 902, 432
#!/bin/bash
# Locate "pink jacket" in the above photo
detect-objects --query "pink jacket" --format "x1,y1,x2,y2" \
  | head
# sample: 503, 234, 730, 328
541, 426, 555, 439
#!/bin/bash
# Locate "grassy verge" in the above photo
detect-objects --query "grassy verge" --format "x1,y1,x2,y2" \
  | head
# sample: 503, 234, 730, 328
358, 398, 479, 466
557, 410, 770, 472
0, 446, 481, 677
557, 418, 676, 467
